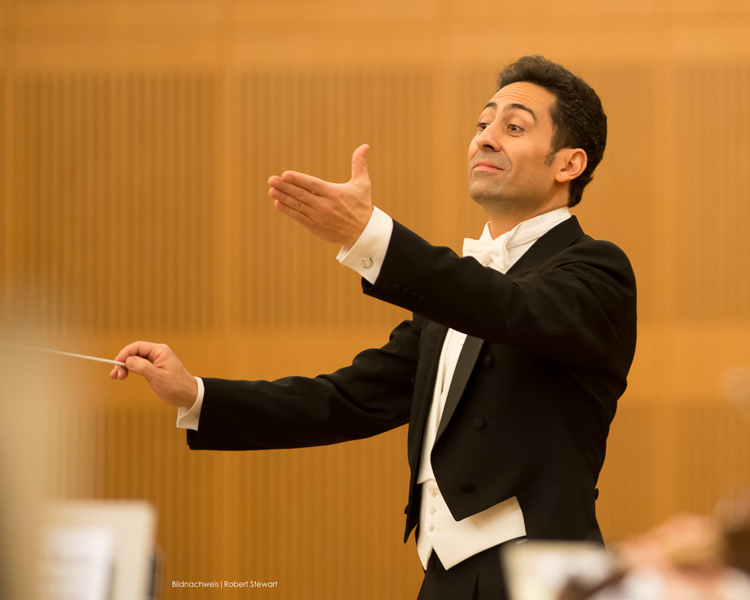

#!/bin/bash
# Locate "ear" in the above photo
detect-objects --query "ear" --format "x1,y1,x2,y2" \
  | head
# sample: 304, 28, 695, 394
554, 148, 588, 183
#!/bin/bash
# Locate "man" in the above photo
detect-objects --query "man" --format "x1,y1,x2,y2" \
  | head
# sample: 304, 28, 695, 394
111, 56, 637, 599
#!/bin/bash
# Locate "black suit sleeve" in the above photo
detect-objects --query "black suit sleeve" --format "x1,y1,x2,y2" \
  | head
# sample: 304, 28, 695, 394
363, 219, 636, 368
187, 316, 422, 451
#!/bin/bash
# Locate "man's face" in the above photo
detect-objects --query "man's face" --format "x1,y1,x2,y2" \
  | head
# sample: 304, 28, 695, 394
468, 82, 563, 216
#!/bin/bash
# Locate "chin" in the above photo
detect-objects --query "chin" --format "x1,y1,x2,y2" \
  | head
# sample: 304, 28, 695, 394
469, 194, 503, 213
469, 184, 502, 204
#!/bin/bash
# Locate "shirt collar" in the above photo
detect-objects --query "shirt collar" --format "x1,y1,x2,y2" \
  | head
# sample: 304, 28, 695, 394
479, 206, 572, 249
465, 207, 572, 272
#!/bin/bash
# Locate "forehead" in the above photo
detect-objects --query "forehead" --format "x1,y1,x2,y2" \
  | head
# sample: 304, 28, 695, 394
484, 81, 557, 120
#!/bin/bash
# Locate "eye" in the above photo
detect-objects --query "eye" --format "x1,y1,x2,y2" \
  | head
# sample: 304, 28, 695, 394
507, 123, 524, 134
476, 121, 490, 132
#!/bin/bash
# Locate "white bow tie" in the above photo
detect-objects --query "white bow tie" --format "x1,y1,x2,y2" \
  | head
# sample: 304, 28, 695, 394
461, 209, 571, 273
462, 237, 507, 270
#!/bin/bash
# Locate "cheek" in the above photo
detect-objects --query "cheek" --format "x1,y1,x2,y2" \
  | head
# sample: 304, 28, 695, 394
511, 148, 546, 171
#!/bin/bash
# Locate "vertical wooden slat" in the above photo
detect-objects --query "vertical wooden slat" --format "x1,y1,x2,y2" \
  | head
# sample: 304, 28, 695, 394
0, 74, 5, 307
672, 63, 750, 322
10, 72, 220, 333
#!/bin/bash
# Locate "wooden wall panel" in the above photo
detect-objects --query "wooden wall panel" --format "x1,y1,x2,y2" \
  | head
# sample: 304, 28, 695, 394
672, 63, 750, 321
595, 403, 659, 542
4, 1, 750, 599
1, 75, 6, 295
595, 396, 750, 541
573, 64, 660, 323
674, 401, 750, 513
8, 73, 219, 333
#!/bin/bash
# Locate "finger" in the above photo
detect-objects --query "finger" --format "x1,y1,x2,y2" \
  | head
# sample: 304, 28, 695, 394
351, 144, 370, 182
268, 184, 296, 208
268, 178, 319, 211
268, 175, 303, 194
109, 364, 128, 380
113, 340, 158, 364
125, 354, 157, 380
270, 188, 312, 220
272, 198, 315, 228
278, 170, 330, 196
269, 183, 328, 222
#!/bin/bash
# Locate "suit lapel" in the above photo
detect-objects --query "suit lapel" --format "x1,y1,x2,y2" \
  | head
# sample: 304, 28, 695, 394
503, 215, 585, 278
435, 334, 484, 441
432, 216, 586, 442
408, 320, 448, 467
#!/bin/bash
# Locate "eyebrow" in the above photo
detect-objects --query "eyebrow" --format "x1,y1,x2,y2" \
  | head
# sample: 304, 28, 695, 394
482, 101, 537, 123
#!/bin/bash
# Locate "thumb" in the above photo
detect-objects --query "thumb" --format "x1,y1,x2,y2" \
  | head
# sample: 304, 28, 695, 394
126, 355, 156, 379
351, 144, 370, 182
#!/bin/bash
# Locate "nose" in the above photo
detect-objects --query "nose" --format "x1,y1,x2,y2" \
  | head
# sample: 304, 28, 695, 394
474, 121, 500, 152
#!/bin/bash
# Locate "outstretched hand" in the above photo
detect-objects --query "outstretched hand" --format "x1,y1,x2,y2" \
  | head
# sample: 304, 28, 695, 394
109, 341, 197, 408
268, 144, 373, 248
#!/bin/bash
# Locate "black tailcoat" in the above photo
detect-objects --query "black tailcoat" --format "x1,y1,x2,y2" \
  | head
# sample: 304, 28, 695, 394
188, 216, 637, 544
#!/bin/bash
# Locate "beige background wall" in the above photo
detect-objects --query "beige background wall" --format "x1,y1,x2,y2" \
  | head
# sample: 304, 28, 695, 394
3, 1, 750, 598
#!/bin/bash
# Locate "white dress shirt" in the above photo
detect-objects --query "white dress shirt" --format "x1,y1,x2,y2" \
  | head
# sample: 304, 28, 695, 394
178, 205, 572, 571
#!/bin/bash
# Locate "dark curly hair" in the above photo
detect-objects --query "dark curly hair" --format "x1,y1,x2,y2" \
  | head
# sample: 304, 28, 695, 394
497, 56, 607, 207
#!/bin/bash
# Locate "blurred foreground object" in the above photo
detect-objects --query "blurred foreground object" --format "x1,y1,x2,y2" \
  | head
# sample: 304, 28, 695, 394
0, 331, 160, 599
715, 488, 750, 580
609, 512, 749, 599
41, 500, 159, 600
0, 335, 59, 599
502, 541, 620, 600
546, 507, 750, 600
503, 499, 750, 599
723, 365, 750, 422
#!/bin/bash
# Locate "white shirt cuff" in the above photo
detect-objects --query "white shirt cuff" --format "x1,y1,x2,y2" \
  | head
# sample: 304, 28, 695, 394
336, 206, 393, 284
176, 376, 204, 430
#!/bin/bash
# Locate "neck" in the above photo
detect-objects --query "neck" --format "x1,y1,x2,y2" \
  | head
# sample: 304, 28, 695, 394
484, 196, 569, 239
482, 186, 568, 239
487, 207, 565, 239
487, 215, 523, 238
